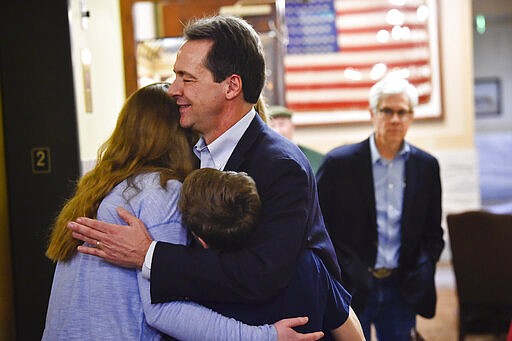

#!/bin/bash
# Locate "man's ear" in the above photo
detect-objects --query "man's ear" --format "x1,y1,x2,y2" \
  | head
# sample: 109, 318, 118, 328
225, 74, 242, 100
369, 107, 376, 119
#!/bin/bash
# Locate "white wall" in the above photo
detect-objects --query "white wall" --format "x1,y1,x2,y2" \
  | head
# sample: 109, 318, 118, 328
473, 14, 512, 132
68, 0, 126, 172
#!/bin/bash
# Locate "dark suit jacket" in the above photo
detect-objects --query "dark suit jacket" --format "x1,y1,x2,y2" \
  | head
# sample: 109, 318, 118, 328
205, 249, 350, 337
150, 114, 341, 304
317, 138, 444, 318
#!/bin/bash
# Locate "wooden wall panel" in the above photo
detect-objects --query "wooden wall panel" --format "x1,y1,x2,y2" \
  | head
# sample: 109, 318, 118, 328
160, 1, 236, 37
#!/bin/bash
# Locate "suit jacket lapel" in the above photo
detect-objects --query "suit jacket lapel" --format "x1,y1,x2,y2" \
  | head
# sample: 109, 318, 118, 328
358, 139, 377, 230
402, 147, 418, 237
224, 114, 264, 171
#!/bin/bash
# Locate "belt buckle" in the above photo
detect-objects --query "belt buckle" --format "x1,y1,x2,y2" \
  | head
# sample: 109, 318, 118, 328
372, 268, 393, 279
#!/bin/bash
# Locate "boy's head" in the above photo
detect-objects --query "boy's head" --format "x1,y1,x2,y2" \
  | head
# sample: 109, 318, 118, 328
178, 168, 261, 251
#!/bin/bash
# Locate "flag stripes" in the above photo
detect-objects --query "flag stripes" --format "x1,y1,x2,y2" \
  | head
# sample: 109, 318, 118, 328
284, 0, 435, 113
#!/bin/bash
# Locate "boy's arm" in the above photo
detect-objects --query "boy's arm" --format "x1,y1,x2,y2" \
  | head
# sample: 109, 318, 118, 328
137, 269, 278, 340
139, 270, 325, 341
330, 307, 365, 341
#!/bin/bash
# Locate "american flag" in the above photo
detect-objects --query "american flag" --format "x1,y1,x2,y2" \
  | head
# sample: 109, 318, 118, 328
283, 0, 441, 124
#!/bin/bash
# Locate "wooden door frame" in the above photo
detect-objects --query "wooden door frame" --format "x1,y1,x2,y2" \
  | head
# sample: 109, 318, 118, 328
119, 0, 147, 98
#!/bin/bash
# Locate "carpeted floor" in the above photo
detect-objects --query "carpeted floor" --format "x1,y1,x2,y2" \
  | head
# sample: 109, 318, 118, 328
417, 286, 458, 340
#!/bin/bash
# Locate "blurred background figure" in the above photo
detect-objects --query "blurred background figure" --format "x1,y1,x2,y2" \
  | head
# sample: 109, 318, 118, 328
268, 106, 324, 174
317, 77, 444, 341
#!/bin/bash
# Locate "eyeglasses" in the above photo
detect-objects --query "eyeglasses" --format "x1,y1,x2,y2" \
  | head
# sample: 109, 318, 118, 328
378, 107, 412, 121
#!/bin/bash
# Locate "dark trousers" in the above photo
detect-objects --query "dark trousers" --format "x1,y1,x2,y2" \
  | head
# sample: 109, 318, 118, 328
359, 274, 416, 341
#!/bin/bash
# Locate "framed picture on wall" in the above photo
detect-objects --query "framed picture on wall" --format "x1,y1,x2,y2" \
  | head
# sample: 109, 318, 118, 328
282, 0, 443, 126
474, 78, 501, 116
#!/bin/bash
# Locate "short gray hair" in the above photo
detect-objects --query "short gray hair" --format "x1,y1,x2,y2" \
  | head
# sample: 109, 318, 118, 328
369, 77, 418, 112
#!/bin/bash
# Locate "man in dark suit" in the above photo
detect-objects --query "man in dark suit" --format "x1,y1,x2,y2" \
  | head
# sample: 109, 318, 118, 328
68, 15, 363, 339
317, 77, 445, 341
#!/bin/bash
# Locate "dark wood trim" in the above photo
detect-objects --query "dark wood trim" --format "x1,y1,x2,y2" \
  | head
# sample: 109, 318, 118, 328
120, 0, 140, 98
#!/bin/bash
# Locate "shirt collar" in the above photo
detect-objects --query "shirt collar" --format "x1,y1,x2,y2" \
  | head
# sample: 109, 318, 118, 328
193, 108, 256, 170
369, 134, 410, 164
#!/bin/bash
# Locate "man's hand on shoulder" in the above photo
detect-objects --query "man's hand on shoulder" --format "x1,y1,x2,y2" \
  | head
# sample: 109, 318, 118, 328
67, 207, 152, 268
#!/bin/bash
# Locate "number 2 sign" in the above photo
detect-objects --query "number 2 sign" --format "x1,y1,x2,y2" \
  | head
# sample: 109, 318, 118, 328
31, 147, 51, 174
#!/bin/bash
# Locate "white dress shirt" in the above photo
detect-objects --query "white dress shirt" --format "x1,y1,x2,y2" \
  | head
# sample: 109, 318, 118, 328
369, 134, 410, 269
